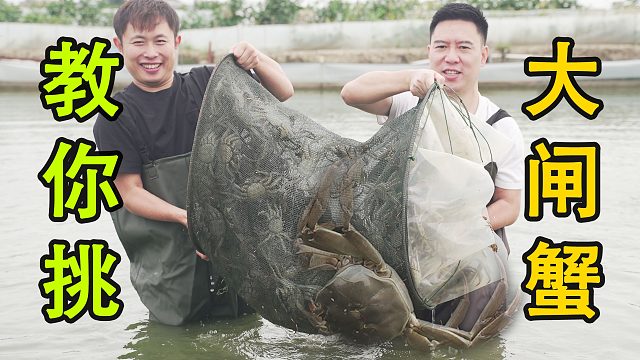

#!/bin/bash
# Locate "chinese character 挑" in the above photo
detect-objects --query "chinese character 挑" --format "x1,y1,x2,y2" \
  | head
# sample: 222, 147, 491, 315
39, 36, 123, 122
522, 37, 603, 120
37, 137, 123, 223
39, 239, 124, 323
522, 237, 604, 322
525, 138, 600, 222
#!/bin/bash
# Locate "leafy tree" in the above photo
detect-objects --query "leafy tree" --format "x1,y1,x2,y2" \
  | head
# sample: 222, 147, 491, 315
316, 0, 351, 22
45, 0, 77, 24
17, 0, 112, 26
364, 0, 416, 20
252, 0, 301, 25
76, 0, 113, 26
0, 0, 21, 22
462, 0, 578, 10
183, 0, 247, 29
5, 0, 586, 27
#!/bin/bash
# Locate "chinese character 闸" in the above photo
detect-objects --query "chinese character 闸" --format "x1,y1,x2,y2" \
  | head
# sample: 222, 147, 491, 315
525, 138, 600, 222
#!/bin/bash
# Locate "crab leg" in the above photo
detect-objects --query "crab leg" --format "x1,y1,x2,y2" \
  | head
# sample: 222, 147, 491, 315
469, 280, 507, 338
411, 315, 472, 348
297, 164, 337, 234
295, 242, 342, 270
339, 158, 364, 227
404, 327, 434, 350
470, 287, 521, 346
445, 294, 470, 328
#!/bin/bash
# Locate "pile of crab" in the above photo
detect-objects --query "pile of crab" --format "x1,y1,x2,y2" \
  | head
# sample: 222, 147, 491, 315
294, 164, 520, 350
187, 55, 519, 352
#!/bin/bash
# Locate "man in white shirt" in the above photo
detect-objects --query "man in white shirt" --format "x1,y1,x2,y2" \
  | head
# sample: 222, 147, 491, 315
341, 2, 523, 330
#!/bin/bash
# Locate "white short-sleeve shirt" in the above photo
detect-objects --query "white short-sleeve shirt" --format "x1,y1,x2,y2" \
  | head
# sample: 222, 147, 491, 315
378, 91, 524, 190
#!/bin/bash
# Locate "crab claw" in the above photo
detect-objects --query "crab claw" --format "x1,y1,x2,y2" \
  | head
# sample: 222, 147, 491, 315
411, 315, 472, 348
295, 240, 343, 270
306, 226, 388, 274
470, 285, 521, 346
404, 326, 434, 350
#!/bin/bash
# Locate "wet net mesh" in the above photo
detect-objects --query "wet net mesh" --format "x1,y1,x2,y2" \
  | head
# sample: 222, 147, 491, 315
187, 55, 428, 333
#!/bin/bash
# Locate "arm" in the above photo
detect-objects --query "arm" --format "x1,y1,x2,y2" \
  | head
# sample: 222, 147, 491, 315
115, 173, 210, 259
231, 42, 294, 101
340, 69, 444, 115
114, 173, 188, 227
486, 187, 521, 230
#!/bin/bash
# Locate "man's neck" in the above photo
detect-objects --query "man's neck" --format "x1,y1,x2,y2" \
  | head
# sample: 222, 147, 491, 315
460, 89, 481, 114
133, 74, 175, 93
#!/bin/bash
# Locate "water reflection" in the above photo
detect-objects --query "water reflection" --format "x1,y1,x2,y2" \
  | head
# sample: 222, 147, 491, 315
120, 315, 507, 359
120, 316, 261, 359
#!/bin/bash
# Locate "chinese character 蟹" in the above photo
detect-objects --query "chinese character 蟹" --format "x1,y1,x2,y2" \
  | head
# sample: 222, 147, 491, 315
522, 237, 604, 322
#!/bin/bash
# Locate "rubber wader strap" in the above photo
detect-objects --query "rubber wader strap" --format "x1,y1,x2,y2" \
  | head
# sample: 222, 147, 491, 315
483, 108, 511, 182
486, 109, 510, 126
485, 108, 512, 255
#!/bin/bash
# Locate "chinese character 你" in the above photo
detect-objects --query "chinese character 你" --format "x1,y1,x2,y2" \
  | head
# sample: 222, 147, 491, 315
37, 137, 122, 223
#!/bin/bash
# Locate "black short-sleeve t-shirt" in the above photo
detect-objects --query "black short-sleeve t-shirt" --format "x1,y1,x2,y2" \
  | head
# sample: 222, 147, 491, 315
93, 66, 213, 174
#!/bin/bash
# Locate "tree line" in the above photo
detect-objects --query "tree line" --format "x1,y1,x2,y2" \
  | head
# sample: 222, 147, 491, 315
3, 0, 614, 28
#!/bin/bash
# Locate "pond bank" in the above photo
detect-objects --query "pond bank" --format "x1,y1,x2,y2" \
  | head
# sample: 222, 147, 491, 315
3, 58, 640, 90
1, 9, 639, 63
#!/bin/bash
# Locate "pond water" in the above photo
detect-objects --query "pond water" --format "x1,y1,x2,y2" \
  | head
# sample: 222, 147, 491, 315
1, 83, 639, 359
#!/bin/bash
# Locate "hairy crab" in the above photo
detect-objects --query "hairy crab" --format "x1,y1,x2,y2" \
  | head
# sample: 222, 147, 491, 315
296, 164, 519, 349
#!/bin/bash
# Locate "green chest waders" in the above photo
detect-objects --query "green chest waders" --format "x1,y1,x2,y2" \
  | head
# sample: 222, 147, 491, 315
111, 152, 243, 325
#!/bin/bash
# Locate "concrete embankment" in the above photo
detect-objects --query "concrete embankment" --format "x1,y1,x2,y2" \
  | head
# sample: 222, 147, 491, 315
2, 9, 639, 62
2, 9, 640, 89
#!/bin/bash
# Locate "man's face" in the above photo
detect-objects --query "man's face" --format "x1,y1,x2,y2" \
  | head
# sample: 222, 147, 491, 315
428, 19, 488, 96
114, 19, 181, 92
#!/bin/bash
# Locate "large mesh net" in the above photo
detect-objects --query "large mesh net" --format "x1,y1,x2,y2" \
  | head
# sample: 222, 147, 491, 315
187, 55, 514, 335
187, 55, 426, 332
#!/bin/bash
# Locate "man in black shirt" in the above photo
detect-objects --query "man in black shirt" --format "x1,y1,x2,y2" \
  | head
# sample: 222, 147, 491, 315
96, 0, 292, 234
93, 0, 293, 324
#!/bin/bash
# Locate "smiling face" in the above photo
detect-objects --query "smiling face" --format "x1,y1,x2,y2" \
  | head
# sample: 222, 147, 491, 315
428, 19, 488, 101
114, 19, 181, 92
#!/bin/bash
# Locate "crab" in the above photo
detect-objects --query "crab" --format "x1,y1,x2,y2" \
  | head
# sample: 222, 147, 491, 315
295, 163, 519, 349
297, 217, 520, 349
229, 171, 284, 200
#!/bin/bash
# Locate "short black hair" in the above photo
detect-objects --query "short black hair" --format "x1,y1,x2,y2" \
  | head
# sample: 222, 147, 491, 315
113, 0, 180, 42
430, 3, 488, 44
